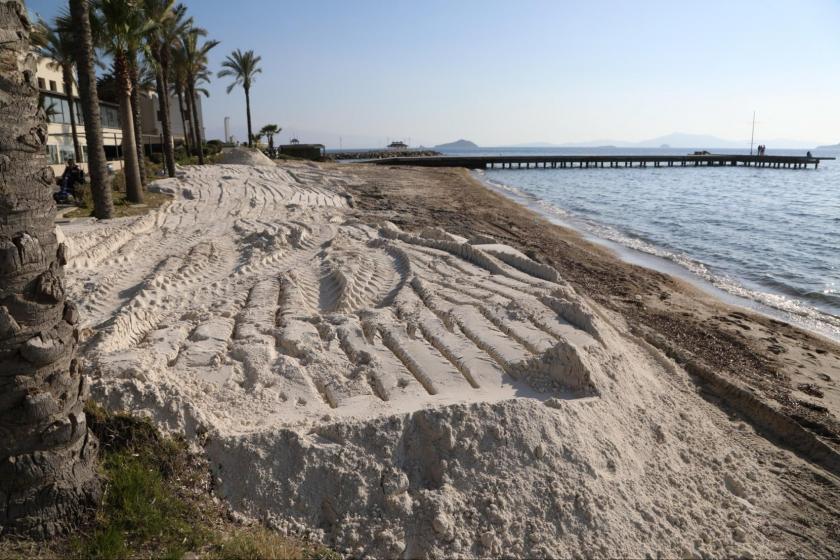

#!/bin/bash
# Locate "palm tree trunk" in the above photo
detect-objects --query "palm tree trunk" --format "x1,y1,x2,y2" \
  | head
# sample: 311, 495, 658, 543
188, 81, 204, 164
183, 86, 199, 155
129, 57, 146, 186
155, 57, 175, 177
68, 0, 113, 220
186, 88, 200, 156
175, 87, 191, 156
245, 86, 253, 148
0, 0, 101, 537
61, 64, 82, 163
116, 56, 143, 203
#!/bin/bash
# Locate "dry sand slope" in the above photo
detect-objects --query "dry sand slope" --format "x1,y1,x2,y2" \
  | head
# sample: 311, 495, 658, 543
62, 163, 836, 558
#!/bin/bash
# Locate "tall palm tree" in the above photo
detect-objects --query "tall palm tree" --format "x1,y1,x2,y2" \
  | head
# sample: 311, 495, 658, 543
179, 30, 218, 164
169, 46, 192, 155
142, 0, 188, 177
173, 66, 210, 153
68, 0, 114, 219
190, 69, 212, 136
1, 0, 101, 536
35, 15, 83, 163
259, 123, 281, 153
129, 54, 148, 185
95, 0, 154, 203
218, 49, 261, 148
130, 60, 158, 183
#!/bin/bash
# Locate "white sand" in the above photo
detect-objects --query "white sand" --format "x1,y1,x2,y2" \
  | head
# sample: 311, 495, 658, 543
218, 146, 276, 166
62, 163, 810, 557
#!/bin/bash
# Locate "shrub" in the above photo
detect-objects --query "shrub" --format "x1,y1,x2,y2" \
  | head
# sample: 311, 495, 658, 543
144, 158, 164, 180
111, 169, 126, 192
206, 139, 223, 154
74, 182, 93, 209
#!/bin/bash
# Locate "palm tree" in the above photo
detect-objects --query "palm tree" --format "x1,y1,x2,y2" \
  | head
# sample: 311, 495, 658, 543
259, 123, 281, 154
130, 60, 159, 183
1, 0, 101, 536
129, 55, 150, 185
179, 30, 218, 164
95, 0, 154, 203
218, 49, 262, 148
35, 16, 83, 163
169, 46, 192, 155
68, 0, 114, 219
142, 0, 188, 177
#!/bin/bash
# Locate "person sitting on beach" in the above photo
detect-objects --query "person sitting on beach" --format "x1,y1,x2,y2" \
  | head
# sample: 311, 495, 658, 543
54, 158, 85, 204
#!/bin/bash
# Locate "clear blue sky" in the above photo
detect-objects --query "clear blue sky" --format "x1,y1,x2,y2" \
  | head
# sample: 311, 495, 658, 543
27, 0, 840, 148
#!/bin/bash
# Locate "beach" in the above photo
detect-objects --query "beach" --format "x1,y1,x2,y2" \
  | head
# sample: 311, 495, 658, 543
59, 157, 840, 558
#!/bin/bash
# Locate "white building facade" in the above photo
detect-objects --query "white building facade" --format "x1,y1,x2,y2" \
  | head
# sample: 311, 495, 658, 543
37, 58, 204, 175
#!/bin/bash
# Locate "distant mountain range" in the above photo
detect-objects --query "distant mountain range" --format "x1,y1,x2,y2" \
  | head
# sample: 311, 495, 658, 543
435, 139, 478, 149
815, 142, 840, 150
510, 132, 820, 150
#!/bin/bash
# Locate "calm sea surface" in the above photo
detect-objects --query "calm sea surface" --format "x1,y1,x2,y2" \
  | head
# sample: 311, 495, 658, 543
439, 147, 840, 340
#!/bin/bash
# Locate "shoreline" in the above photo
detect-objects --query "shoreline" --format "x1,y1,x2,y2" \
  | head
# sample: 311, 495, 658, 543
345, 162, 840, 455
472, 169, 840, 344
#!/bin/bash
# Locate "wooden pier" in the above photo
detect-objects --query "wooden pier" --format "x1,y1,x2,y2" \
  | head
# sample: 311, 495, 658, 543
370, 154, 833, 170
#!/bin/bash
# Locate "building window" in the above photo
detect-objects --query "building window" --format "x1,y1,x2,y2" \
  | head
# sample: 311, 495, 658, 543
43, 94, 70, 124
45, 144, 61, 165
58, 144, 76, 164
37, 77, 45, 90
101, 104, 121, 129
42, 94, 62, 123
42, 94, 88, 127
49, 80, 57, 92
103, 144, 121, 162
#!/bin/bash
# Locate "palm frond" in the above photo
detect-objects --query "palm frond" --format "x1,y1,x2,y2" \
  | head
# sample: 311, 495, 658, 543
217, 48, 262, 94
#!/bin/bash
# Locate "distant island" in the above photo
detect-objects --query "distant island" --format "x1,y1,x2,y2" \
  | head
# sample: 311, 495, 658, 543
816, 142, 840, 150
435, 139, 478, 149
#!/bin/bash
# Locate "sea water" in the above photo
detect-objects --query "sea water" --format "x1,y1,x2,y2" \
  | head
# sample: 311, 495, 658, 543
443, 147, 840, 340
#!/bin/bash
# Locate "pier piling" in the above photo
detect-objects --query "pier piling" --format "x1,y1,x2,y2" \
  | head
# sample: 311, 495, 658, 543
371, 154, 833, 171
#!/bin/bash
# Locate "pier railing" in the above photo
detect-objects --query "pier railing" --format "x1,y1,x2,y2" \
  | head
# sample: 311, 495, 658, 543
369, 154, 834, 170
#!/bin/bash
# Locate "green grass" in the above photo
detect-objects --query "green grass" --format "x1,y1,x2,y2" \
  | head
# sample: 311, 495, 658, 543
74, 402, 209, 559
65, 189, 173, 219
76, 453, 204, 559
213, 528, 340, 560
0, 402, 336, 560
64, 158, 174, 220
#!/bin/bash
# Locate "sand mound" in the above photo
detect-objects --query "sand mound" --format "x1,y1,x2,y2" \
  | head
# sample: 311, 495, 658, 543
61, 164, 822, 558
218, 146, 275, 166
214, 396, 795, 558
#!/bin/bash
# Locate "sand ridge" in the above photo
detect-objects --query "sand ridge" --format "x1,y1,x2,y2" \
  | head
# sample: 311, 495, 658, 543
64, 163, 607, 433
61, 162, 839, 558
